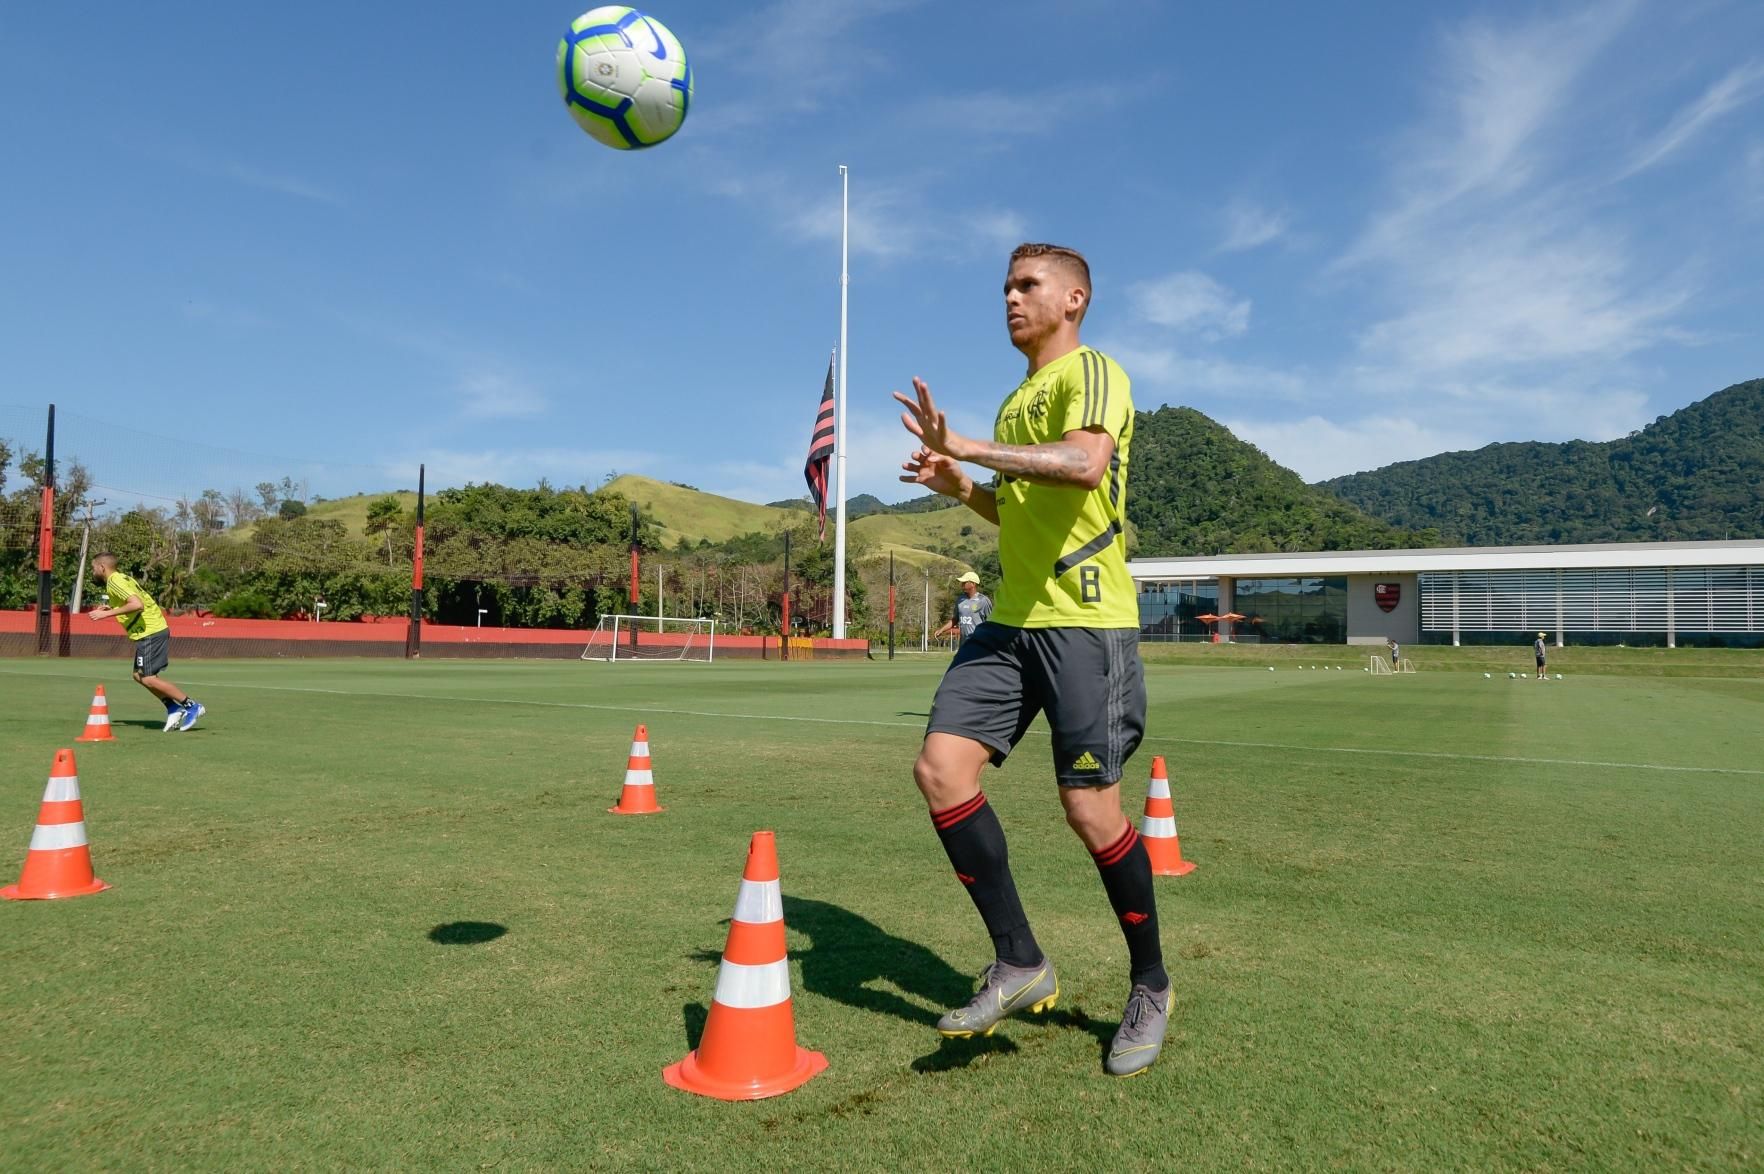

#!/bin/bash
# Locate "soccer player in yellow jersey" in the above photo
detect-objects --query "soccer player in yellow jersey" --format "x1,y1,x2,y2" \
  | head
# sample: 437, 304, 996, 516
894, 243, 1166, 1076
86, 553, 206, 732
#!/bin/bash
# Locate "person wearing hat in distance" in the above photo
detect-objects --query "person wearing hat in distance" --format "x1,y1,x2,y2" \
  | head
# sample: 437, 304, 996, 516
933, 571, 993, 649
1534, 632, 1548, 680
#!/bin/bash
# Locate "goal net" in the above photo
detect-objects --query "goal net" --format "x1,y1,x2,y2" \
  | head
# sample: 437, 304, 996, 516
1368, 655, 1394, 675
582, 615, 715, 662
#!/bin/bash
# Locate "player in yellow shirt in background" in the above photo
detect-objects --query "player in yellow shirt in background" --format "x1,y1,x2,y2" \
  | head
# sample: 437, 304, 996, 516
86, 553, 206, 732
895, 243, 1166, 1077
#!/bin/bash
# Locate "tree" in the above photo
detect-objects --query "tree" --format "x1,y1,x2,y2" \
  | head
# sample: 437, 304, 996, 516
364, 496, 404, 567
279, 499, 307, 520
256, 481, 280, 513
225, 487, 260, 528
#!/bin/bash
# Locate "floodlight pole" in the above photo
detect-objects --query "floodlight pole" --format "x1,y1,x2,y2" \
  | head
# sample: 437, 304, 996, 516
832, 164, 850, 639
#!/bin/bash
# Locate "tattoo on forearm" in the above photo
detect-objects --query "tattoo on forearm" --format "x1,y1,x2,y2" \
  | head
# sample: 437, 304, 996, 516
965, 440, 1092, 486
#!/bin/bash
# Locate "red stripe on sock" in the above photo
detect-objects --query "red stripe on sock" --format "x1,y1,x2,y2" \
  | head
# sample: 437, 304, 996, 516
931, 792, 987, 830
1092, 825, 1139, 867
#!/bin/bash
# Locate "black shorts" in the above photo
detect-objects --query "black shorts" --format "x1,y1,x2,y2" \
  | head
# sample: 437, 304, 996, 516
1536, 656, 1547, 667
133, 630, 170, 677
926, 623, 1146, 787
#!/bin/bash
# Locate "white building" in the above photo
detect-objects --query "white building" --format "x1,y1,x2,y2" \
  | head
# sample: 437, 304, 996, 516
1130, 539, 1764, 648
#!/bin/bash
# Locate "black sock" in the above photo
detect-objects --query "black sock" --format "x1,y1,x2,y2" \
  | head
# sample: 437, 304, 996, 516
931, 792, 1042, 968
1091, 825, 1168, 990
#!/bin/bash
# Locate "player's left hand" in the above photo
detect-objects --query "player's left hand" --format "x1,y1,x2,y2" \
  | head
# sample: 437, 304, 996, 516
893, 377, 970, 460
88, 608, 110, 621
900, 447, 968, 498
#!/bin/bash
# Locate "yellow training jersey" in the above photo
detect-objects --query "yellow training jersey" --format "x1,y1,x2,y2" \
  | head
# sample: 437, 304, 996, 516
988, 346, 1137, 629
103, 571, 169, 641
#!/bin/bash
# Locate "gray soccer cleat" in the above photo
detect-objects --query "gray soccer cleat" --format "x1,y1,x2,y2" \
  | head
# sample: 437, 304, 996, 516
937, 958, 1059, 1038
1105, 983, 1170, 1077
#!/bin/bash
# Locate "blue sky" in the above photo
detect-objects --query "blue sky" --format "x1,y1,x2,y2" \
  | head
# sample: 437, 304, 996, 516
2, 1, 1760, 510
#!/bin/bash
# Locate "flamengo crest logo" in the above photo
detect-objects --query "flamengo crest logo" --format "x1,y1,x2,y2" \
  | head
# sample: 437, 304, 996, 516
1375, 583, 1401, 613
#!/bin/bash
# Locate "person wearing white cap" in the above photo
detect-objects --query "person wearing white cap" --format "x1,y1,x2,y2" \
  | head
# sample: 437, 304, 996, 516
933, 571, 993, 648
1535, 632, 1548, 680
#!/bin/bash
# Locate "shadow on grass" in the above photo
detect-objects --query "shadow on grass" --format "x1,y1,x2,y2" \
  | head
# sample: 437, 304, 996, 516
682, 1002, 708, 1050
690, 896, 971, 1028
110, 719, 173, 730
428, 921, 508, 945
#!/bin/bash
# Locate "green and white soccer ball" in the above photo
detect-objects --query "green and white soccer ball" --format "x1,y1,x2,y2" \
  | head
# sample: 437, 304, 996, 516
558, 7, 692, 150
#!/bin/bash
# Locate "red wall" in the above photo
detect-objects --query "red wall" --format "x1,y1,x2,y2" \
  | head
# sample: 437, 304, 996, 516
0, 609, 870, 659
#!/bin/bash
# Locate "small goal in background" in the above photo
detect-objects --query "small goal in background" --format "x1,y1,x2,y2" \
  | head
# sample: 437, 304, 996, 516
582, 615, 715, 663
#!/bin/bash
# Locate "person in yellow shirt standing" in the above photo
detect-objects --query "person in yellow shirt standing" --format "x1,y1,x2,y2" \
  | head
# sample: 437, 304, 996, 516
894, 242, 1165, 1077
86, 553, 205, 732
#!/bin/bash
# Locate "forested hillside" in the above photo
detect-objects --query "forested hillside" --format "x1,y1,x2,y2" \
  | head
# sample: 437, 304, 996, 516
1320, 379, 1764, 545
1125, 406, 1437, 555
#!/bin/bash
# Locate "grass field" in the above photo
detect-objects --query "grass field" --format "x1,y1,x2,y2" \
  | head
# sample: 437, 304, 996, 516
1, 655, 1760, 1169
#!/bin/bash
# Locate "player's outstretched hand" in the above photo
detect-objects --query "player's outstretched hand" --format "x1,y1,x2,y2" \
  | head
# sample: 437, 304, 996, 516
893, 377, 969, 460
901, 447, 968, 499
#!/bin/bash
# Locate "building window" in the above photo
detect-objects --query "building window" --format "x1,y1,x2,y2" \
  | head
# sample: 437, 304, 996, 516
1136, 579, 1220, 641
1234, 578, 1348, 644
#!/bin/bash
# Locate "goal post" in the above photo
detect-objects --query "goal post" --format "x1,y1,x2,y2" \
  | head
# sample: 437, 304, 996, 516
1368, 655, 1393, 675
582, 615, 715, 662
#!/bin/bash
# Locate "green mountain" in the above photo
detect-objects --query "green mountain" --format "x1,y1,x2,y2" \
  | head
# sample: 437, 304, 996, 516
765, 491, 961, 517
1319, 379, 1764, 545
607, 474, 986, 571
1125, 406, 1432, 555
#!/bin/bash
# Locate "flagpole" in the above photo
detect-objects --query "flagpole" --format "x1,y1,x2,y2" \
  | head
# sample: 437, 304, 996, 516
832, 164, 850, 639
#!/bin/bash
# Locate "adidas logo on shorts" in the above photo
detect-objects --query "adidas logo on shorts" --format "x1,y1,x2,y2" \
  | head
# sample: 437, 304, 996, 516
1070, 752, 1102, 772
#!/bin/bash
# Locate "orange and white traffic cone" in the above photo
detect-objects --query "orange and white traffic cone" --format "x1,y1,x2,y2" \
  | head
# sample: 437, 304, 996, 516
608, 724, 663, 815
74, 685, 116, 743
663, 831, 827, 1100
1141, 756, 1196, 877
2, 749, 110, 901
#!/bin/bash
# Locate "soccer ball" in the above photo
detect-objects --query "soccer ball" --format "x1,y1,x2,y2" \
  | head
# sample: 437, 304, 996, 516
1483, 672, 1491, 678
558, 7, 692, 149
1555, 673, 1564, 680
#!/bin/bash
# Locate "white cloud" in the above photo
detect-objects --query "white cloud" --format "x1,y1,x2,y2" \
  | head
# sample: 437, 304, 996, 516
394, 448, 660, 490
1222, 415, 1478, 482
697, 0, 929, 111
1622, 60, 1764, 178
1096, 339, 1308, 401
1353, 213, 1690, 372
1127, 271, 1251, 339
1340, 2, 1636, 267
456, 371, 549, 421
718, 170, 1027, 262
1217, 199, 1289, 253
149, 141, 344, 206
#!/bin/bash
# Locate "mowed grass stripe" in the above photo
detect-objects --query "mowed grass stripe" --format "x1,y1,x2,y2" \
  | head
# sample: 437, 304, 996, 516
4, 661, 1757, 777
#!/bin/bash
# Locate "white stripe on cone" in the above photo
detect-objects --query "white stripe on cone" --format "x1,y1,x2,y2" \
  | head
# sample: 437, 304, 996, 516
1141, 815, 1177, 838
29, 822, 89, 851
630, 742, 650, 756
712, 958, 792, 1009
1147, 776, 1170, 800
732, 878, 783, 924
44, 778, 81, 802
622, 771, 654, 786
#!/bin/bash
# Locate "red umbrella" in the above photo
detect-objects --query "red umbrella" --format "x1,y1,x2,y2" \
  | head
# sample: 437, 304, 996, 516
1195, 613, 1220, 623
1220, 612, 1246, 622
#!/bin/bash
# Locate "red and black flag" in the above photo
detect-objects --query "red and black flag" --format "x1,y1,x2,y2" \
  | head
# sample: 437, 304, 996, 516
803, 356, 836, 543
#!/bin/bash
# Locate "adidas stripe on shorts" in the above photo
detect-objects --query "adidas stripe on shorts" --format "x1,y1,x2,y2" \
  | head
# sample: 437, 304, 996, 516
926, 623, 1146, 787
